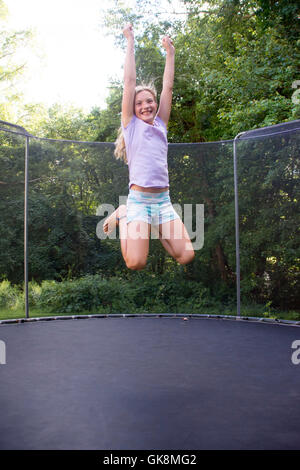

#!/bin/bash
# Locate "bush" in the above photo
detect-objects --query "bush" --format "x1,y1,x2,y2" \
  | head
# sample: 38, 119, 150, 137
28, 281, 42, 307
33, 273, 217, 314
0, 280, 20, 308
0, 275, 298, 321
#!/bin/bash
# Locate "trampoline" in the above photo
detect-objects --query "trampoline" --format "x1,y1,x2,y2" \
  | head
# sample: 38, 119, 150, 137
0, 314, 300, 450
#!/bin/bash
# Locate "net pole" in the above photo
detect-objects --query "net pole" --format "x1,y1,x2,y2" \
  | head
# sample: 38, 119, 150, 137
24, 136, 29, 318
233, 132, 245, 318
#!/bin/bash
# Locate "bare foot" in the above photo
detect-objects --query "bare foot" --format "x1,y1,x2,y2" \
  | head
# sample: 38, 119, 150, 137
103, 210, 117, 234
103, 205, 126, 234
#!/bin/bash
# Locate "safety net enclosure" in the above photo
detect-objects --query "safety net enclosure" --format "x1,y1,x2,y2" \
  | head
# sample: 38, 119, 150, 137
0, 119, 299, 317
0, 120, 300, 451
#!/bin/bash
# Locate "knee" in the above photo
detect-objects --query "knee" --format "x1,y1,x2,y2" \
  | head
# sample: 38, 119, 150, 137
125, 257, 147, 271
177, 249, 195, 265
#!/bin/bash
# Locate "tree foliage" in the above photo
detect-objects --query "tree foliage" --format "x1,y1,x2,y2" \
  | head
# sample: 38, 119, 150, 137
0, 0, 299, 313
0, 0, 34, 122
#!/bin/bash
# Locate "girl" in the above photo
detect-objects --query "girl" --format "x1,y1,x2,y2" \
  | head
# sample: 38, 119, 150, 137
104, 24, 194, 270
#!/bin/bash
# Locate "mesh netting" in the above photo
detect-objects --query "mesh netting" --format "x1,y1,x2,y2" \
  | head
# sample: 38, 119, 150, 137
0, 119, 299, 314
237, 121, 300, 309
0, 129, 26, 283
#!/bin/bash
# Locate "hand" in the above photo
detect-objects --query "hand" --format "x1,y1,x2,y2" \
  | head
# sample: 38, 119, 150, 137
123, 24, 134, 41
162, 36, 175, 54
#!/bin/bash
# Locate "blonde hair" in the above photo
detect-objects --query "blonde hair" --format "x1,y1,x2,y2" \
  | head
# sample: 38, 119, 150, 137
114, 84, 157, 163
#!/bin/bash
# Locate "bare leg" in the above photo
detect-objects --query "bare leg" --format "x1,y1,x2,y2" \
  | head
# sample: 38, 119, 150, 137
107, 206, 194, 268
117, 206, 150, 270
159, 219, 195, 265
159, 235, 176, 258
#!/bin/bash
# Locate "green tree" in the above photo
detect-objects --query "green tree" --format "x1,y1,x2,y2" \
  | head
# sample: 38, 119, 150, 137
0, 0, 33, 122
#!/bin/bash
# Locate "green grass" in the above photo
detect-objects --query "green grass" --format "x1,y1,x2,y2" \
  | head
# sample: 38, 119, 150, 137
1, 304, 299, 322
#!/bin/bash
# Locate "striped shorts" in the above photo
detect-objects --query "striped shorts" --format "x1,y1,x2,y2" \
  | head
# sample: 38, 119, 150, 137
126, 189, 180, 226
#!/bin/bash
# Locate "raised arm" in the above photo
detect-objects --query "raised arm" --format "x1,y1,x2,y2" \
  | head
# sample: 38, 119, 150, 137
157, 36, 175, 127
121, 24, 136, 128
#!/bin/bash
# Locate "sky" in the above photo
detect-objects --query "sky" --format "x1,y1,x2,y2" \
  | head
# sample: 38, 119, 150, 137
5, 0, 125, 111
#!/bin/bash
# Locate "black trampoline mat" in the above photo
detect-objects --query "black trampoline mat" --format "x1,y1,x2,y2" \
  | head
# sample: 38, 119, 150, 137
0, 317, 299, 450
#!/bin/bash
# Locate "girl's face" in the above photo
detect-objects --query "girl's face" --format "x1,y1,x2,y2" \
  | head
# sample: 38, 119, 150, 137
134, 90, 158, 125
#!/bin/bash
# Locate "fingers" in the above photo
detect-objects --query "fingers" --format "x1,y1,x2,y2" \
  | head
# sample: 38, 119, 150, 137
162, 36, 173, 45
123, 23, 134, 38
123, 23, 133, 32
162, 35, 175, 52
162, 35, 173, 43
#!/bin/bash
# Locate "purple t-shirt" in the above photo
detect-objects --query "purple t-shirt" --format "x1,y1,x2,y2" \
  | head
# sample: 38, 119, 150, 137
121, 114, 169, 189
